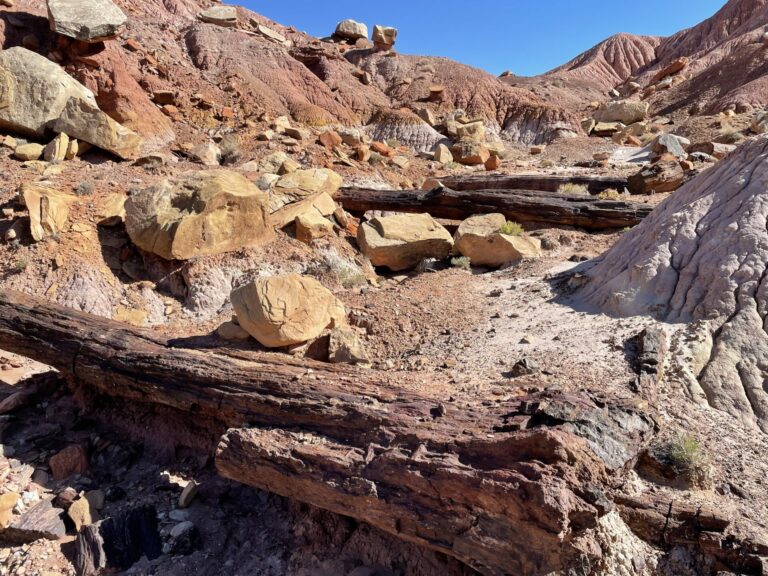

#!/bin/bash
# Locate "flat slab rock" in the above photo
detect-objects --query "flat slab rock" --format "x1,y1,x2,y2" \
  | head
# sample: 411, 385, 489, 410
0, 499, 66, 544
47, 0, 128, 42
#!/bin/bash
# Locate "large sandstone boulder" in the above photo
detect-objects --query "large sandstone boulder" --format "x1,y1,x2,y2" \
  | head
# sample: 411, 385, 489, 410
357, 213, 453, 271
594, 100, 649, 125
0, 48, 141, 159
231, 274, 346, 348
125, 170, 271, 260
579, 136, 768, 432
372, 25, 397, 50
454, 214, 542, 267
21, 183, 77, 241
46, 0, 127, 42
334, 20, 368, 40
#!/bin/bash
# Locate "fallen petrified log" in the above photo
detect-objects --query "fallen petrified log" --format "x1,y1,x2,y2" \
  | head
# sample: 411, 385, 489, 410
336, 187, 652, 230
440, 174, 629, 195
0, 289, 655, 575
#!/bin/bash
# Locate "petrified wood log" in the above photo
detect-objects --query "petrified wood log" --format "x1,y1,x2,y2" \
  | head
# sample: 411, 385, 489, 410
0, 289, 654, 575
336, 187, 652, 230
439, 174, 629, 195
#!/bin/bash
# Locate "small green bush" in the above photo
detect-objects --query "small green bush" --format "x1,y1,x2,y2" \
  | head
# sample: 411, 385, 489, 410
499, 221, 524, 236
450, 256, 471, 270
662, 434, 706, 477
14, 256, 27, 273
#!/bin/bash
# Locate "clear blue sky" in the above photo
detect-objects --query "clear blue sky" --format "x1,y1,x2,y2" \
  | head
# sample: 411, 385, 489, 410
240, 0, 726, 76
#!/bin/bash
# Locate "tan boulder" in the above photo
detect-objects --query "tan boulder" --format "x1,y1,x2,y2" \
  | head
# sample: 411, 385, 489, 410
191, 141, 220, 166
95, 193, 126, 226
456, 121, 485, 142
68, 496, 99, 531
21, 183, 77, 241
13, 143, 44, 161
592, 122, 624, 136
433, 143, 453, 164
51, 95, 142, 160
0, 48, 141, 159
335, 19, 368, 41
43, 132, 70, 162
270, 168, 343, 211
231, 274, 347, 348
0, 492, 18, 529
372, 25, 397, 50
125, 170, 272, 260
217, 320, 251, 341
454, 213, 542, 267
594, 100, 649, 125
295, 212, 334, 243
357, 213, 453, 271
451, 140, 490, 166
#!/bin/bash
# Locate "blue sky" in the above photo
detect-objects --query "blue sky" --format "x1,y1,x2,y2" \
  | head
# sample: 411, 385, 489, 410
240, 0, 726, 76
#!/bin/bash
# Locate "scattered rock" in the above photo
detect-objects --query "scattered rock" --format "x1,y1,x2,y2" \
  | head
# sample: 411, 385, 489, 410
178, 481, 198, 509
454, 213, 542, 267
328, 326, 370, 366
357, 213, 453, 271
46, 0, 127, 42
232, 275, 346, 348
271, 168, 343, 211
484, 155, 501, 170
295, 212, 333, 243
456, 121, 485, 142
433, 143, 453, 164
190, 141, 221, 166
125, 170, 272, 260
689, 141, 736, 159
509, 357, 540, 377
13, 143, 44, 161
319, 130, 342, 150
651, 57, 689, 83
164, 520, 200, 555
217, 320, 251, 342
49, 444, 88, 481
652, 134, 688, 159
21, 183, 77, 242
68, 496, 99, 531
43, 132, 70, 163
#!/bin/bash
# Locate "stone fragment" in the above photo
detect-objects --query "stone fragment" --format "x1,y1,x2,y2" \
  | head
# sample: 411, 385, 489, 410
433, 143, 453, 164
49, 445, 88, 481
217, 321, 251, 341
628, 160, 685, 194
13, 143, 44, 161
328, 326, 370, 366
231, 275, 347, 348
43, 132, 70, 162
0, 499, 65, 543
451, 140, 490, 166
295, 212, 333, 243
21, 183, 77, 242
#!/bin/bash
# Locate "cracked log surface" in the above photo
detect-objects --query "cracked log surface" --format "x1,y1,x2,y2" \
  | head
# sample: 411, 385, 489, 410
440, 174, 629, 195
579, 135, 768, 432
336, 187, 652, 230
0, 289, 655, 575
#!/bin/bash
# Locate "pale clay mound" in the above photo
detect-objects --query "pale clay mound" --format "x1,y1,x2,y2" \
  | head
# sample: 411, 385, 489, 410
580, 135, 768, 432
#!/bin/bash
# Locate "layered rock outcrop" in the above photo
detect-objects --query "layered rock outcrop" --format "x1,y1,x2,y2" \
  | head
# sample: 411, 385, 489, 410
580, 135, 768, 432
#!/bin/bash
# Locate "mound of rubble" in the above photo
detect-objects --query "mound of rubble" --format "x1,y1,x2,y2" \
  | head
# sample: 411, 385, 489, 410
580, 135, 768, 432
